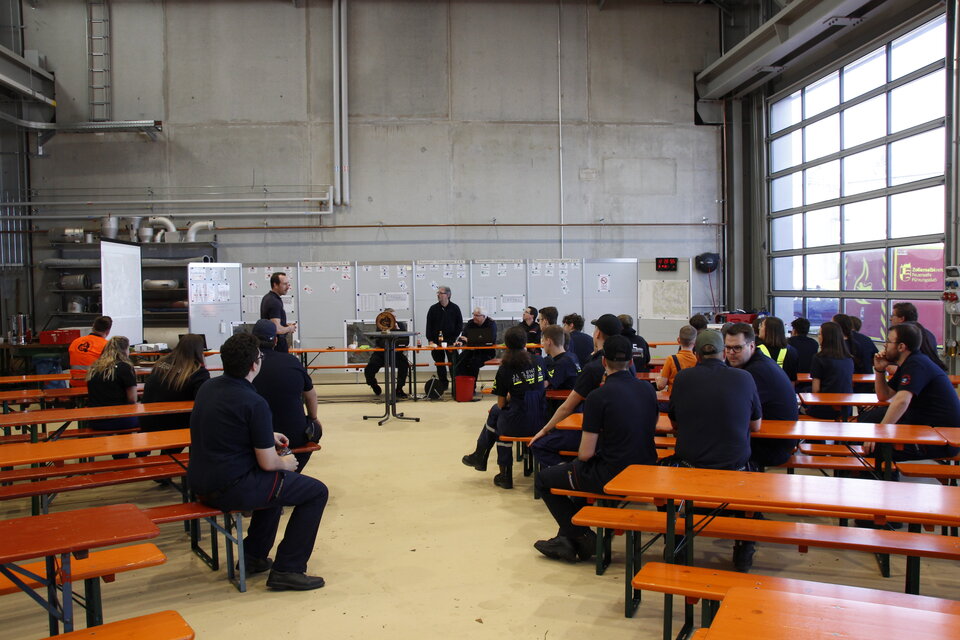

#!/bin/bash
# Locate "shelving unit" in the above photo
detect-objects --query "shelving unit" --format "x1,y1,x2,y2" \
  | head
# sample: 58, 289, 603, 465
42, 241, 217, 329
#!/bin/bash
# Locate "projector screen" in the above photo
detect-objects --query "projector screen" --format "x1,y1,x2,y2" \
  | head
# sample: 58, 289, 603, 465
100, 239, 143, 345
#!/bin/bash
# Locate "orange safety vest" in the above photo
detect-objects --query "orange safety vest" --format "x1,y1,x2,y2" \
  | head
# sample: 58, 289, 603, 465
68, 333, 107, 387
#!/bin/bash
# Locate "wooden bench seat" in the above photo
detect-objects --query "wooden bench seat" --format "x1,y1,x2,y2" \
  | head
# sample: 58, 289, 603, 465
798, 443, 866, 456
142, 502, 223, 525
571, 505, 960, 616
2, 544, 166, 627
0, 427, 140, 445
40, 610, 194, 640
897, 462, 960, 482
632, 561, 960, 637
0, 453, 188, 484
0, 464, 185, 511
779, 454, 870, 472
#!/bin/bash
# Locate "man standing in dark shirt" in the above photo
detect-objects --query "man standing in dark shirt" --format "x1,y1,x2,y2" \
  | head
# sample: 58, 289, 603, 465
424, 285, 462, 392
519, 306, 541, 354
251, 320, 321, 472
788, 317, 819, 375
723, 322, 799, 468
189, 333, 328, 591
533, 335, 658, 563
669, 329, 762, 571
562, 313, 594, 367
260, 272, 297, 353
867, 323, 960, 461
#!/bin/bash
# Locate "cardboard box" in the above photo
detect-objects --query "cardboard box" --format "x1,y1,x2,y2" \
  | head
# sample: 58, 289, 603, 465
39, 329, 81, 345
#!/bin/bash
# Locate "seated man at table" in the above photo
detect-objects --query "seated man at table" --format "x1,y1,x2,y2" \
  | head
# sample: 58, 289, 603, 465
363, 308, 411, 400
722, 322, 799, 469
655, 324, 698, 411
533, 335, 658, 563
668, 329, 762, 571
529, 324, 582, 468
453, 307, 497, 383
866, 322, 960, 463
618, 314, 651, 372
251, 319, 322, 473
562, 313, 594, 367
529, 314, 636, 461
891, 302, 947, 371
189, 332, 329, 591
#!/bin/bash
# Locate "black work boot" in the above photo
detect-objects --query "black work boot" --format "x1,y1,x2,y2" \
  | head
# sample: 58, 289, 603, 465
461, 446, 491, 472
493, 464, 513, 489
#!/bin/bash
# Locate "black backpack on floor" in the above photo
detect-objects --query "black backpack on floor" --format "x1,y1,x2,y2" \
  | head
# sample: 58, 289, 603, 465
424, 376, 444, 400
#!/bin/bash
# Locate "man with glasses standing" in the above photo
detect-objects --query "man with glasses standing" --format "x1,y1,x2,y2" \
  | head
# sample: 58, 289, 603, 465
261, 272, 297, 353
425, 285, 463, 394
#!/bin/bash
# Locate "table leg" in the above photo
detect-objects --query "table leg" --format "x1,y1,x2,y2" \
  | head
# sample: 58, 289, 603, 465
904, 522, 921, 594
663, 499, 676, 640
60, 552, 74, 632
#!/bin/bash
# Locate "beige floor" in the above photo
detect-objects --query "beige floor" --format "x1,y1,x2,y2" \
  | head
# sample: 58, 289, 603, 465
1, 386, 958, 639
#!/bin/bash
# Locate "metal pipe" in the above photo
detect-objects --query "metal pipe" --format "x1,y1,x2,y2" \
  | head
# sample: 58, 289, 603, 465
5, 196, 330, 207
147, 216, 176, 232
0, 210, 328, 221
332, 0, 341, 206
186, 220, 215, 241
340, 0, 350, 206
556, 0, 565, 259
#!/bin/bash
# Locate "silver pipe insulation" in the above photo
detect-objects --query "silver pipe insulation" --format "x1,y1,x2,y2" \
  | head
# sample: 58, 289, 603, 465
332, 0, 342, 206
186, 220, 215, 242
340, 0, 350, 206
0, 210, 324, 221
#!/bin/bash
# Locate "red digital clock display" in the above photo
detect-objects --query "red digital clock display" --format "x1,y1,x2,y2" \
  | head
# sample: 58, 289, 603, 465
656, 257, 678, 272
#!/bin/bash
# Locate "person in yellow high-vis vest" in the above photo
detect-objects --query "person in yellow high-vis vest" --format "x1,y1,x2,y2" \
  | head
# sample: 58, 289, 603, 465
756, 316, 799, 381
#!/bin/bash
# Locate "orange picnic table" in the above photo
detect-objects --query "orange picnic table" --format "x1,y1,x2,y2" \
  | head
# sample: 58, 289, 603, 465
0, 372, 71, 386
703, 587, 960, 640
798, 392, 889, 409
0, 428, 191, 467
0, 503, 160, 634
557, 412, 673, 434
0, 400, 192, 443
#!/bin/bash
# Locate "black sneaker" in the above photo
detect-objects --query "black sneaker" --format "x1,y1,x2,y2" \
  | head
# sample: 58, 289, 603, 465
534, 536, 579, 563
493, 470, 513, 489
461, 451, 487, 472
573, 529, 597, 561
236, 556, 273, 575
732, 541, 756, 572
265, 570, 325, 591
370, 383, 382, 397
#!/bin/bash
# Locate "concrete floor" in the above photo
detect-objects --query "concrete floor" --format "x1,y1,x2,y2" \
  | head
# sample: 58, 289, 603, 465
0, 386, 958, 639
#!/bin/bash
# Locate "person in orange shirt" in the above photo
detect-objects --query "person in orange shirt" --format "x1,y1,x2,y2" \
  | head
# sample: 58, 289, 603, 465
655, 325, 697, 410
68, 315, 111, 387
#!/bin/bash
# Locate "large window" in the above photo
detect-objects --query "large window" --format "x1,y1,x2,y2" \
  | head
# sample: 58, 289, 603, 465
767, 15, 946, 344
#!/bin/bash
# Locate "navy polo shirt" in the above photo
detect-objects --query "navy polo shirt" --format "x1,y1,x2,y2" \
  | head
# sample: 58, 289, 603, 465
252, 348, 314, 446
890, 352, 960, 427
669, 358, 761, 470
788, 335, 819, 374
573, 351, 637, 399
260, 291, 289, 352
740, 350, 799, 421
568, 331, 594, 368
848, 331, 878, 374
546, 351, 581, 390
580, 369, 659, 483
810, 355, 854, 395
188, 374, 275, 495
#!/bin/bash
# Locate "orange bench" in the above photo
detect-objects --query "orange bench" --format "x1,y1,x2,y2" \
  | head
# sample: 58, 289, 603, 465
1, 544, 165, 627
40, 610, 194, 640
0, 453, 188, 484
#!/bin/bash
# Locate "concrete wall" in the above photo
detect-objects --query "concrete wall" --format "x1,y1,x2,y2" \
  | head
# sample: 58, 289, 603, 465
25, 0, 723, 318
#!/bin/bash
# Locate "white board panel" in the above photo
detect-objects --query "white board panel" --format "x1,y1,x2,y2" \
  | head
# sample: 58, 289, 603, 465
356, 262, 414, 320
527, 258, 583, 319
470, 259, 526, 316
583, 259, 638, 323
297, 261, 357, 350
100, 240, 143, 345
638, 258, 693, 344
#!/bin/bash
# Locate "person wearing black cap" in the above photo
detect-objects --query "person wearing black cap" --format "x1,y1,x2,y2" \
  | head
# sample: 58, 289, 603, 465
667, 329, 762, 572
533, 334, 659, 563
251, 319, 321, 472
529, 313, 636, 459
618, 314, 651, 372
189, 332, 328, 591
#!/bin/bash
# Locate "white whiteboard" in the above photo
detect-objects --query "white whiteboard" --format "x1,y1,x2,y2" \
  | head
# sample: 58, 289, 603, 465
583, 258, 638, 322
100, 240, 143, 345
527, 258, 583, 319
470, 259, 526, 316
356, 262, 414, 319
297, 262, 357, 350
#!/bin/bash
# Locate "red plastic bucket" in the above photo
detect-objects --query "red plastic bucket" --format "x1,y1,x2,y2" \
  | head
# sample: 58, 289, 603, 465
455, 376, 476, 402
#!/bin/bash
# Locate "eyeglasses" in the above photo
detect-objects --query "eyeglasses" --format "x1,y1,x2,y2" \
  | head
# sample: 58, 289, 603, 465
883, 340, 900, 346
724, 344, 745, 353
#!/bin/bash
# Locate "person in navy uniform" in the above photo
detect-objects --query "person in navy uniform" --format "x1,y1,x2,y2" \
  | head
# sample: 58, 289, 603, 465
452, 307, 497, 382
530, 324, 582, 468
562, 313, 594, 367
260, 272, 297, 353
618, 313, 651, 372
251, 319, 321, 473
363, 308, 411, 400
866, 322, 960, 462
532, 335, 658, 563
461, 326, 546, 489
668, 329, 762, 572
189, 332, 328, 591
519, 306, 541, 354
788, 317, 819, 376
722, 322, 799, 468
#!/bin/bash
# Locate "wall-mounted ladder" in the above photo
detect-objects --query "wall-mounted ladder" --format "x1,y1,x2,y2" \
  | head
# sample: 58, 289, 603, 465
86, 0, 111, 121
